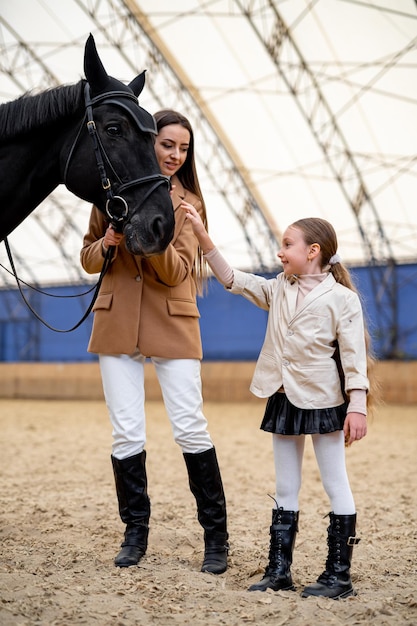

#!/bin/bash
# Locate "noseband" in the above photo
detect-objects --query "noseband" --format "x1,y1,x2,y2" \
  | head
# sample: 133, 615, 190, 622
64, 83, 171, 229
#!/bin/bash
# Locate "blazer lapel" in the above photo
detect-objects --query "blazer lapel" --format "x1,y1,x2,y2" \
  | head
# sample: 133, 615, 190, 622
284, 279, 299, 319
170, 174, 185, 210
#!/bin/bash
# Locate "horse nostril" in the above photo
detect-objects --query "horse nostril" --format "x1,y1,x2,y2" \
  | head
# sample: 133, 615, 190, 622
152, 216, 164, 239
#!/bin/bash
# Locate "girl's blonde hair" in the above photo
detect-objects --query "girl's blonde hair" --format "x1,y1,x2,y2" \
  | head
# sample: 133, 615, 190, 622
292, 217, 379, 415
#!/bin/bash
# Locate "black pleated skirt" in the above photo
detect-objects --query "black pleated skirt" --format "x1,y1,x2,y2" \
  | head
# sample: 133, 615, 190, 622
261, 391, 347, 435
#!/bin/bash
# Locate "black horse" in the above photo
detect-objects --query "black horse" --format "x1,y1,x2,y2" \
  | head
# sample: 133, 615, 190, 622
0, 34, 174, 257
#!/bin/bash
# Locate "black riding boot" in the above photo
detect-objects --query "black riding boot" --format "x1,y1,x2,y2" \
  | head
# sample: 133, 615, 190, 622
301, 512, 360, 599
183, 447, 229, 574
111, 451, 151, 567
248, 508, 299, 592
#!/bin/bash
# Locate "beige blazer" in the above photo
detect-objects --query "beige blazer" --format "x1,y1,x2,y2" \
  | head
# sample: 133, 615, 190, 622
229, 270, 369, 408
80, 176, 203, 358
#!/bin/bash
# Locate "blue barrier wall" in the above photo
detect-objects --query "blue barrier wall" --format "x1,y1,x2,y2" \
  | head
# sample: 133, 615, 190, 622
1, 263, 416, 361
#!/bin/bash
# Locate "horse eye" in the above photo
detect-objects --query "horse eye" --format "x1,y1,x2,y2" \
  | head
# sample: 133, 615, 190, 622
106, 124, 122, 136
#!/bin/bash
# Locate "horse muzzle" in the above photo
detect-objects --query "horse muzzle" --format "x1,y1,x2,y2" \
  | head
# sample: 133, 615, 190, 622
123, 213, 174, 256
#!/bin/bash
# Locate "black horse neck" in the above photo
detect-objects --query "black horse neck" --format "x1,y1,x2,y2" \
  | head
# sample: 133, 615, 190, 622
0, 82, 86, 241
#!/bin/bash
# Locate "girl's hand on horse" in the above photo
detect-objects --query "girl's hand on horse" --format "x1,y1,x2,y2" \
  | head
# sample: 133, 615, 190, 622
181, 201, 204, 232
103, 224, 124, 249
344, 412, 367, 446
181, 201, 215, 254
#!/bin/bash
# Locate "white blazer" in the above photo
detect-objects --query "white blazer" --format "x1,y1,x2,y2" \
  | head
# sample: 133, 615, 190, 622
229, 270, 369, 408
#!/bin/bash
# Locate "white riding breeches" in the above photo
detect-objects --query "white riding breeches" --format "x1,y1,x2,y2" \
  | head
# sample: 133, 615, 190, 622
99, 351, 213, 459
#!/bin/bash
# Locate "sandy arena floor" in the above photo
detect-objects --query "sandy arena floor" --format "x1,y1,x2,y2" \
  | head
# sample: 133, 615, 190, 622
0, 398, 416, 625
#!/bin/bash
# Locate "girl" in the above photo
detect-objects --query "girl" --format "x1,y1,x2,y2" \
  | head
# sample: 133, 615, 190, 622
80, 110, 228, 574
182, 203, 375, 599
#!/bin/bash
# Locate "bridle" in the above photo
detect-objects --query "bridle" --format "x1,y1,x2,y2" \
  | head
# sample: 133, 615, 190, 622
2, 83, 172, 334
64, 82, 171, 230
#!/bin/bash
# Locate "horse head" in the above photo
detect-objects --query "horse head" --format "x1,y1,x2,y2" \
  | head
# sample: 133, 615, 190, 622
64, 35, 174, 256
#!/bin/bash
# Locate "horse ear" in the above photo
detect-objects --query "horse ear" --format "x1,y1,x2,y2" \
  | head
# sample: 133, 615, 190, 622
129, 71, 146, 97
84, 34, 109, 94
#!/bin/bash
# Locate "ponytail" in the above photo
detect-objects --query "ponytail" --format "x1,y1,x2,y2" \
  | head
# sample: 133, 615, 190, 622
330, 260, 380, 417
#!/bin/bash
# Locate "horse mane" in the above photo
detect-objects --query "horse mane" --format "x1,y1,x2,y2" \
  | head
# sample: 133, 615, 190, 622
0, 81, 86, 141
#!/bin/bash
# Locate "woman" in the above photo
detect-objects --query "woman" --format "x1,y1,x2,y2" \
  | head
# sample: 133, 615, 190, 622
80, 110, 228, 574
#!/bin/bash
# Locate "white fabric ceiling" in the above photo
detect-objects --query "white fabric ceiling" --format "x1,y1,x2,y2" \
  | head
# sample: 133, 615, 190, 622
0, 0, 416, 285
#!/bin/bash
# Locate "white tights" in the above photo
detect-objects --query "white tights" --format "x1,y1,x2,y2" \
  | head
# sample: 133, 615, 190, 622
272, 431, 355, 515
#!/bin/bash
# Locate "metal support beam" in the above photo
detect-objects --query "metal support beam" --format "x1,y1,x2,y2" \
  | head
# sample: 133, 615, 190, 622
234, 0, 400, 357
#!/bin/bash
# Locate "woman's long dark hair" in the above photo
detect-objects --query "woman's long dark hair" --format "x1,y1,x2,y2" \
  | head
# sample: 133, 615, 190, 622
154, 109, 208, 293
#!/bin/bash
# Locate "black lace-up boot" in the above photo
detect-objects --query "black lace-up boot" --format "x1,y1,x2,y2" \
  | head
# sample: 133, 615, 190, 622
248, 508, 299, 592
301, 512, 360, 599
111, 451, 150, 567
183, 447, 229, 574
